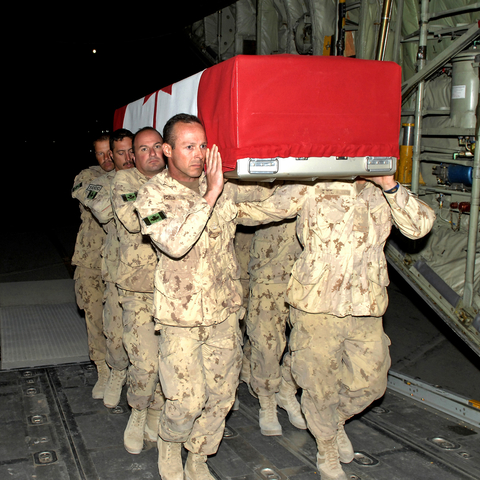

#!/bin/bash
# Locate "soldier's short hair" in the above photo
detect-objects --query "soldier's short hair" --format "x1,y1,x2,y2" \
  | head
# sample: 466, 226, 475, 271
163, 114, 203, 149
110, 128, 134, 150
132, 126, 163, 152
92, 132, 110, 149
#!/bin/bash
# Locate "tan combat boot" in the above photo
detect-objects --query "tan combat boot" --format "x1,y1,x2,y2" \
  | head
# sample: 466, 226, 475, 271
184, 452, 215, 480
316, 437, 348, 480
144, 407, 161, 442
275, 378, 307, 429
258, 395, 282, 436
92, 360, 110, 400
336, 421, 354, 463
103, 368, 127, 408
124, 408, 148, 454
157, 436, 183, 480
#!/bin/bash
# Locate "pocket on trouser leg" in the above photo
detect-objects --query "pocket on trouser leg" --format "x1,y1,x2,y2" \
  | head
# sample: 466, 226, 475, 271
342, 332, 391, 397
158, 328, 206, 415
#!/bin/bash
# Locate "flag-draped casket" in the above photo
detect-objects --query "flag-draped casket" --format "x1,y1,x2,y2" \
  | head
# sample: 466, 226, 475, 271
113, 54, 401, 176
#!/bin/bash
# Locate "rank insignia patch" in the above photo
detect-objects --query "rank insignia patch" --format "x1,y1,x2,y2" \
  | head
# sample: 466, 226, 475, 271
122, 192, 137, 202
143, 211, 167, 226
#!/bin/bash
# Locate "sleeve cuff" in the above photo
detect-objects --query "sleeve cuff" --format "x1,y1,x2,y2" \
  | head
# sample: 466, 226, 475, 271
383, 182, 399, 194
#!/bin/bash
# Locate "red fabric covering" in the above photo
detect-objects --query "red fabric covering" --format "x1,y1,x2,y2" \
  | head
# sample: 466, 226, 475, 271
113, 55, 402, 173
197, 55, 401, 172
113, 105, 127, 131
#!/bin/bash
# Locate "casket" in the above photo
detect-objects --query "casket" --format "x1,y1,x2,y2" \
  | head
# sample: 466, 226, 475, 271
113, 54, 401, 180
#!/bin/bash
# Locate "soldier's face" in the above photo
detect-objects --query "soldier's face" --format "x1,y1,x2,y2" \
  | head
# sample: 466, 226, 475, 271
111, 137, 134, 171
133, 130, 165, 178
163, 122, 207, 182
94, 139, 114, 172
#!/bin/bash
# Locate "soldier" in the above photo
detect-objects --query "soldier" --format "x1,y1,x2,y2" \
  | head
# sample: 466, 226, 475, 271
237, 177, 436, 480
134, 114, 272, 480
71, 133, 114, 399
83, 128, 134, 409
246, 216, 307, 436
110, 127, 166, 454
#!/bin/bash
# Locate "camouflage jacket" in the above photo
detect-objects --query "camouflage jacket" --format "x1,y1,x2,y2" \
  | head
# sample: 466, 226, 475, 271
134, 170, 272, 327
111, 168, 157, 293
80, 170, 119, 283
71, 166, 106, 270
249, 218, 302, 285
237, 181, 436, 317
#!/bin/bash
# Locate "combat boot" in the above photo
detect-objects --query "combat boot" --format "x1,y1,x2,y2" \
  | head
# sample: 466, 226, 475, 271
157, 436, 183, 480
92, 360, 110, 400
275, 378, 307, 430
124, 407, 147, 454
316, 437, 348, 480
184, 452, 215, 480
336, 421, 354, 463
144, 407, 161, 442
103, 368, 127, 408
258, 395, 282, 436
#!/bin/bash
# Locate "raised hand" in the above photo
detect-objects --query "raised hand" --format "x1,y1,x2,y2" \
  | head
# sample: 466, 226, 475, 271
204, 144, 225, 207
361, 174, 398, 192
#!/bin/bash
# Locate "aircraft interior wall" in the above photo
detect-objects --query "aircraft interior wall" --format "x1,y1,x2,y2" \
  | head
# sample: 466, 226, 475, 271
187, 0, 480, 355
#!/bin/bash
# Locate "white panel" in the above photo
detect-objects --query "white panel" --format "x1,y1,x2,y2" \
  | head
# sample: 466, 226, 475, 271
123, 95, 157, 133
154, 70, 205, 134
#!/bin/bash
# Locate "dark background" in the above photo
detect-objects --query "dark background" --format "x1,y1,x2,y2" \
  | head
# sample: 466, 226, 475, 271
11, 2, 234, 232
6, 2, 480, 407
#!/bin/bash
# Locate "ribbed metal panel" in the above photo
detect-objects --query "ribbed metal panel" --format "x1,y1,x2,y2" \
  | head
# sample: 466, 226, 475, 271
0, 303, 89, 369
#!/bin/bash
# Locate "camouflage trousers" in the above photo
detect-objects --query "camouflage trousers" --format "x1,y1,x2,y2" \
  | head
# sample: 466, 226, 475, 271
158, 312, 243, 455
239, 279, 250, 380
118, 289, 164, 411
289, 309, 391, 440
245, 283, 296, 396
103, 281, 129, 371
74, 267, 106, 362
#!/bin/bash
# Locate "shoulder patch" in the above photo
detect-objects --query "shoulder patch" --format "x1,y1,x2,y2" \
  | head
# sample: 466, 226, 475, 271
142, 211, 167, 226
72, 182, 82, 193
121, 192, 137, 202
86, 184, 102, 200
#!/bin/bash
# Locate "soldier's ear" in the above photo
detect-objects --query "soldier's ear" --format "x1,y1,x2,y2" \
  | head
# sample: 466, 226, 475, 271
162, 143, 172, 158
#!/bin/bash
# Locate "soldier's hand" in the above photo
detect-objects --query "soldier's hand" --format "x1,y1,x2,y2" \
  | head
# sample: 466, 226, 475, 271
204, 144, 224, 207
362, 174, 398, 192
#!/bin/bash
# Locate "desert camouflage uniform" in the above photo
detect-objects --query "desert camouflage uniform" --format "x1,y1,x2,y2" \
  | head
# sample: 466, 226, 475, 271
71, 166, 107, 362
111, 168, 164, 411
134, 171, 271, 455
84, 171, 129, 371
237, 180, 435, 439
247, 218, 302, 396
233, 226, 255, 380
234, 226, 255, 310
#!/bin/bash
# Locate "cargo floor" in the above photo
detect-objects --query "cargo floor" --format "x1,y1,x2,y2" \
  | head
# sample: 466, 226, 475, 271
0, 365, 478, 480
1, 226, 479, 479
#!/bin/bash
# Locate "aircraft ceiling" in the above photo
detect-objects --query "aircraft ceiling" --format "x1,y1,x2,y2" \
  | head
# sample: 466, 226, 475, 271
21, 1, 237, 44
